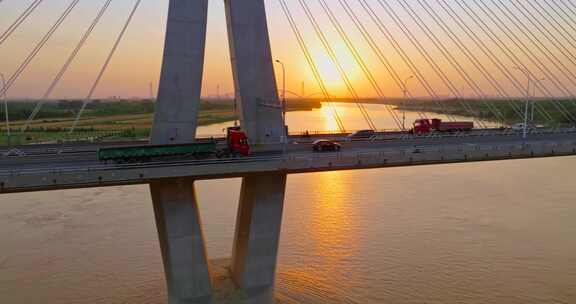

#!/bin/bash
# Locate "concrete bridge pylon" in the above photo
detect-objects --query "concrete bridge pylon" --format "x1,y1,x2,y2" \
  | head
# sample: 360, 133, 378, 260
150, 0, 287, 303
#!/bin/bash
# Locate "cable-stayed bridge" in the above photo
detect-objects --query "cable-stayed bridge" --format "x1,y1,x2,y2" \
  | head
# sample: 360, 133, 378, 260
2, 0, 576, 303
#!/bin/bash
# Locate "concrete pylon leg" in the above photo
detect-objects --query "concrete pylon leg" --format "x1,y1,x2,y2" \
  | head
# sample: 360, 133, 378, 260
150, 178, 212, 304
231, 173, 287, 302
225, 0, 285, 145
152, 0, 208, 145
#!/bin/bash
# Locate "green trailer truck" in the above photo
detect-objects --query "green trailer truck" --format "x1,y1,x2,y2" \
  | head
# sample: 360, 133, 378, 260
97, 127, 251, 163
98, 141, 218, 163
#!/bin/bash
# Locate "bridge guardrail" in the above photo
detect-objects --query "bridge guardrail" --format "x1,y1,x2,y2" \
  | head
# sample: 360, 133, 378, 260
4, 126, 576, 158
2, 142, 576, 194
3, 138, 576, 178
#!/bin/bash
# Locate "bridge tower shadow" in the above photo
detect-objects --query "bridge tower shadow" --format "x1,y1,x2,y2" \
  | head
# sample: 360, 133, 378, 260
149, 0, 286, 303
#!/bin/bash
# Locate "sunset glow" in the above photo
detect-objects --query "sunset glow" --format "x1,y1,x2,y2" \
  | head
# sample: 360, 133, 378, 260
1, 0, 575, 99
306, 42, 363, 97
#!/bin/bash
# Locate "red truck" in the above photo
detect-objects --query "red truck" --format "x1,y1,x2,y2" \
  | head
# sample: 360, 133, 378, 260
226, 126, 250, 156
412, 118, 474, 134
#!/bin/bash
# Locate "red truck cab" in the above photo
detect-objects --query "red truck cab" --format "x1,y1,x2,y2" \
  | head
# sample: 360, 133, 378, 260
413, 119, 432, 134
227, 127, 250, 156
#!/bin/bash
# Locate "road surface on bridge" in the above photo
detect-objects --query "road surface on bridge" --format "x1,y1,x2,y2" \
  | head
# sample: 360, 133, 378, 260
1, 128, 576, 194
1, 130, 576, 173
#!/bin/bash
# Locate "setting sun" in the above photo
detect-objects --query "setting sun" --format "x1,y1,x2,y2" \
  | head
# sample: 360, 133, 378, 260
305, 41, 363, 98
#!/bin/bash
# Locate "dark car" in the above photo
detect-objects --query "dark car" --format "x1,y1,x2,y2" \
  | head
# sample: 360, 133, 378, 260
313, 139, 342, 152
347, 129, 375, 139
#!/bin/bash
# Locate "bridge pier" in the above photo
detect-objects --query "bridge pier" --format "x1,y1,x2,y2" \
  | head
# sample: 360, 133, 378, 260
231, 173, 287, 302
150, 178, 213, 304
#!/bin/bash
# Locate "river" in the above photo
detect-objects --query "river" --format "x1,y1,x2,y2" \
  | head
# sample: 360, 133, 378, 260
1, 103, 575, 303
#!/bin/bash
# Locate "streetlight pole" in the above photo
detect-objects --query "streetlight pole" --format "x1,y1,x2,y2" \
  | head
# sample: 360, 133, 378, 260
275, 59, 287, 146
0, 72, 10, 144
402, 75, 414, 131
513, 67, 531, 140
530, 77, 545, 123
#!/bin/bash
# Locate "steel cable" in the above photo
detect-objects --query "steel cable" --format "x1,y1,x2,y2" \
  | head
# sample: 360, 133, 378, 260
277, 0, 345, 132
354, 0, 458, 122
492, 0, 576, 89
437, 0, 553, 123
372, 0, 487, 128
417, 0, 524, 122
559, 0, 576, 16
23, 0, 114, 132
317, 0, 393, 129
473, 0, 576, 121
297, 0, 377, 130
0, 0, 80, 98
334, 0, 431, 122
0, 0, 44, 46
471, 0, 573, 97
313, 0, 403, 130
454, 1, 574, 123
70, 0, 141, 133
536, 0, 576, 54
396, 0, 507, 124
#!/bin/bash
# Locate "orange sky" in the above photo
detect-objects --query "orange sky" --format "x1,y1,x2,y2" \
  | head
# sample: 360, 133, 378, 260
1, 0, 575, 99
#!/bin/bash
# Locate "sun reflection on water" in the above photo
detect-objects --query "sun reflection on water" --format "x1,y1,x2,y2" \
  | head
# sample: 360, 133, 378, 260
320, 103, 345, 132
308, 171, 356, 258
278, 171, 361, 302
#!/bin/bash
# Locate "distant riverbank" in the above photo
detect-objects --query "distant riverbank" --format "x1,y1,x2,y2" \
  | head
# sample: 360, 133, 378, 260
332, 97, 576, 125
0, 98, 321, 144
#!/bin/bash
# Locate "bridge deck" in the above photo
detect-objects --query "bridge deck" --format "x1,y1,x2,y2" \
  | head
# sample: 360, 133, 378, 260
1, 130, 576, 194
